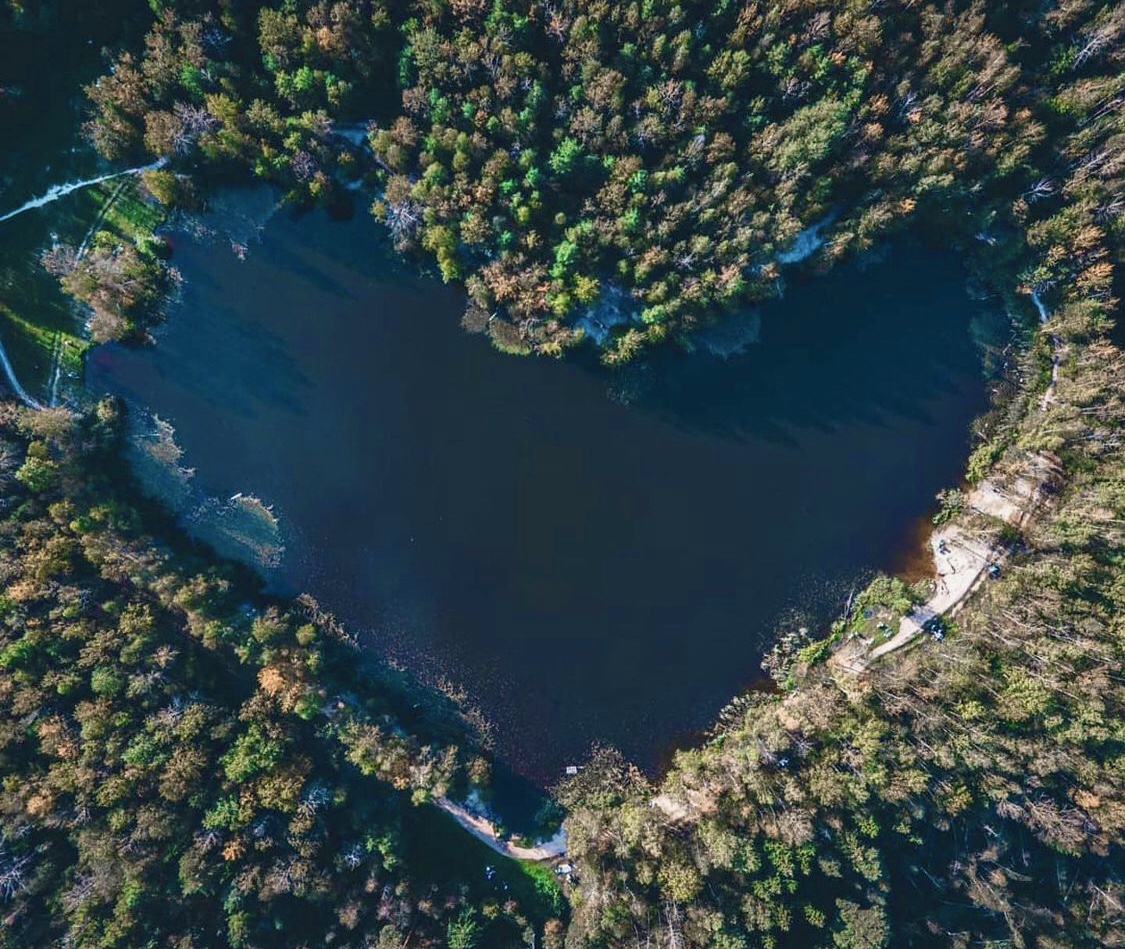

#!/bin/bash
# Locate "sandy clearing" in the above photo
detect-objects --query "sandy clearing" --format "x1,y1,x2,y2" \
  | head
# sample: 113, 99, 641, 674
436, 796, 567, 862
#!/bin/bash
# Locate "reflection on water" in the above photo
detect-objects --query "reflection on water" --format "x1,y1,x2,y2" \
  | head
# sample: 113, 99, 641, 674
88, 201, 990, 780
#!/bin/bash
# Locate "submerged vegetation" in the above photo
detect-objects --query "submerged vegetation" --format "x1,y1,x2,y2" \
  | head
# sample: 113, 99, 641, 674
0, 0, 1122, 947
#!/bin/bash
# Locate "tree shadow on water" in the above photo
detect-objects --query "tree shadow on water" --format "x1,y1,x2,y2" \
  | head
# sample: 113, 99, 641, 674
608, 245, 986, 447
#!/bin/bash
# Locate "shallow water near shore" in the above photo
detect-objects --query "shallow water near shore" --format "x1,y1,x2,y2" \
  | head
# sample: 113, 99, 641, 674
88, 201, 991, 781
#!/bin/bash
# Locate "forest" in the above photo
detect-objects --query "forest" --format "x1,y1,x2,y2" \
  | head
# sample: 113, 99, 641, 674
74, 0, 1122, 360
0, 399, 564, 947
1, 0, 1123, 947
558, 289, 1124, 947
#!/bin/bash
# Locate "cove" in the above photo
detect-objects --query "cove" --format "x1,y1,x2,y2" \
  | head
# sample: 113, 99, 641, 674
87, 202, 990, 781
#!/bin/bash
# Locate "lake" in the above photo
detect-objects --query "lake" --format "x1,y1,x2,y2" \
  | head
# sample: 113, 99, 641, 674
88, 200, 991, 781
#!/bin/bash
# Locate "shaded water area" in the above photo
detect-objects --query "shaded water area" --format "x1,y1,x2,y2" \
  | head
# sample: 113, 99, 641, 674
88, 203, 991, 781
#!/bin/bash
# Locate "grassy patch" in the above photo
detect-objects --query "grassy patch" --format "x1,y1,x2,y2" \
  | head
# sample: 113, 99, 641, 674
0, 303, 87, 371
63, 177, 164, 246
0, 301, 87, 399
403, 803, 567, 936
0, 177, 165, 400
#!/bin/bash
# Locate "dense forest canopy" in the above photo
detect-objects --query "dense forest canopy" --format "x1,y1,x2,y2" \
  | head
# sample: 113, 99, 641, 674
1, 0, 1123, 947
559, 321, 1124, 948
0, 401, 563, 947
76, 0, 1122, 358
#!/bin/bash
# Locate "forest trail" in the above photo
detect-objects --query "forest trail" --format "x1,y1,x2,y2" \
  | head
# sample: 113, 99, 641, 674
0, 158, 166, 224
0, 158, 168, 408
0, 333, 42, 409
436, 797, 567, 862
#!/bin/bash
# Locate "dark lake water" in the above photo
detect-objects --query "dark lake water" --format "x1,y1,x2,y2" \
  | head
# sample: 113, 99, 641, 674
88, 203, 990, 781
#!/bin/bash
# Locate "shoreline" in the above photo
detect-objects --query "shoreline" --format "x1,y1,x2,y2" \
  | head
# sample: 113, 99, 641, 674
832, 297, 1063, 676
436, 797, 567, 863
5, 170, 1070, 869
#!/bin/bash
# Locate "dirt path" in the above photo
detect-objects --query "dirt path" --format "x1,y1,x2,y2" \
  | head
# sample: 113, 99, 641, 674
436, 797, 567, 862
0, 333, 42, 408
835, 471, 1049, 674
0, 158, 166, 224
860, 526, 995, 665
